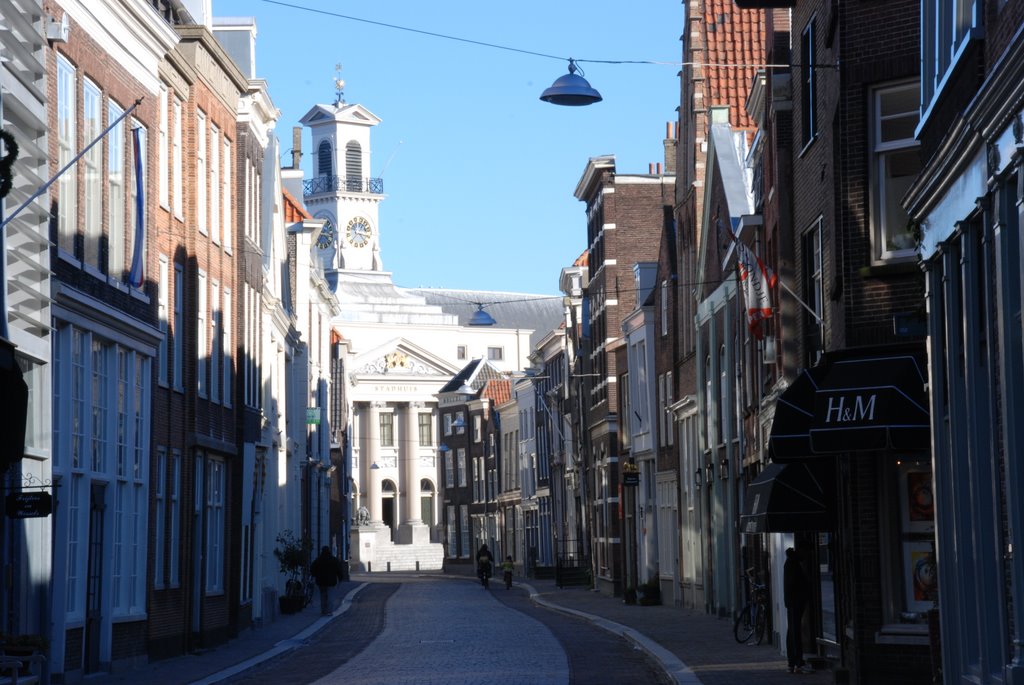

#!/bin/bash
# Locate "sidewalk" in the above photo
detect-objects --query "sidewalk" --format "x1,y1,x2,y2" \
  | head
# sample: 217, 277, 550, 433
102, 573, 832, 685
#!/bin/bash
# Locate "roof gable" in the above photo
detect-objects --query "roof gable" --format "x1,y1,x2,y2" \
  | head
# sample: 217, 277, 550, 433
351, 338, 460, 378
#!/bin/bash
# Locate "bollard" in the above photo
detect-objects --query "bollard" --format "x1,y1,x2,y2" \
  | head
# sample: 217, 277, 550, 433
416, 560, 420, 572
387, 561, 391, 572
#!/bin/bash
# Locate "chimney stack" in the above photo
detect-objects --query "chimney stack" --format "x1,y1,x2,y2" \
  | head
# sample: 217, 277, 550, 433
663, 122, 678, 175
291, 126, 302, 169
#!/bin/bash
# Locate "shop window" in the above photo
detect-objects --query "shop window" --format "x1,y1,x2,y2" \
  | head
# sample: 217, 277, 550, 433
879, 458, 936, 634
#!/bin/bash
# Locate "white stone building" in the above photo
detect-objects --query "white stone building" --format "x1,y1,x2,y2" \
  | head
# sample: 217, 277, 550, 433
294, 92, 561, 571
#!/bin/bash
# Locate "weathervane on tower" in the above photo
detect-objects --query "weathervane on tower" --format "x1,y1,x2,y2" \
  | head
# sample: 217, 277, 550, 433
334, 63, 346, 106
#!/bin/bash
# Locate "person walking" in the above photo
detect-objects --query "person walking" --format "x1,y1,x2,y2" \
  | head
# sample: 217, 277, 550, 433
784, 547, 814, 674
310, 546, 343, 615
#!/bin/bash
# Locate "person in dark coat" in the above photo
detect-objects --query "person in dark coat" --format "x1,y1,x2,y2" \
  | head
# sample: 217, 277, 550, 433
310, 546, 343, 615
476, 544, 494, 587
784, 547, 814, 674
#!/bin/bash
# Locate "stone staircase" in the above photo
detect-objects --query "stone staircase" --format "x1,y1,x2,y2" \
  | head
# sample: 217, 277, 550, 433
363, 540, 445, 573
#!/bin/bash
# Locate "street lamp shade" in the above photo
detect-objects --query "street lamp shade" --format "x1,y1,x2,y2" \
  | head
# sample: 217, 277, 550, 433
540, 59, 603, 106
468, 304, 496, 326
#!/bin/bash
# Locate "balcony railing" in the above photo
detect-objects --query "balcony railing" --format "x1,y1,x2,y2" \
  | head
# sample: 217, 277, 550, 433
303, 175, 384, 196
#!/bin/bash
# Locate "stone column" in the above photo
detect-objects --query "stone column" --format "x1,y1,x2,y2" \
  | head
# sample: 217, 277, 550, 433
366, 402, 383, 524
397, 401, 430, 544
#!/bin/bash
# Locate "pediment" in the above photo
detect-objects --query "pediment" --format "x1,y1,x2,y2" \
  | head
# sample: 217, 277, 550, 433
350, 338, 459, 379
298, 103, 382, 128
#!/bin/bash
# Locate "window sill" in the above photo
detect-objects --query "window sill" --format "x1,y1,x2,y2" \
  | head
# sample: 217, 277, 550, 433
875, 624, 929, 646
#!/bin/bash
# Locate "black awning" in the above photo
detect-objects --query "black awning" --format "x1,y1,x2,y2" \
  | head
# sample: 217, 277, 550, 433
768, 365, 827, 462
768, 350, 930, 460
809, 353, 929, 453
740, 461, 833, 534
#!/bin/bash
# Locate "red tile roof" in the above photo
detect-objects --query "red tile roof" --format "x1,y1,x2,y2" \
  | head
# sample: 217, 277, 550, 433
482, 379, 511, 406
702, 0, 765, 130
282, 187, 311, 223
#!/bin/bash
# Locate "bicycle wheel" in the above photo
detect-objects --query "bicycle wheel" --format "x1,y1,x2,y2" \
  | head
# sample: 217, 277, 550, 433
734, 604, 755, 643
754, 601, 768, 645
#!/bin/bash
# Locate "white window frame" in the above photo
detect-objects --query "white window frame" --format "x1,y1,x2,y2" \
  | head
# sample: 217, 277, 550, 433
130, 123, 146, 288
169, 450, 182, 586
210, 280, 220, 404
158, 85, 168, 208
457, 448, 467, 487
800, 19, 817, 148
487, 346, 504, 361
108, 101, 127, 278
57, 55, 77, 254
223, 137, 232, 252
198, 269, 208, 398
158, 256, 169, 385
172, 97, 183, 218
223, 289, 232, 407
155, 446, 166, 588
197, 110, 207, 235
205, 457, 225, 594
920, 0, 980, 125
173, 262, 184, 392
870, 81, 921, 263
210, 124, 220, 245
83, 79, 103, 268
445, 453, 455, 488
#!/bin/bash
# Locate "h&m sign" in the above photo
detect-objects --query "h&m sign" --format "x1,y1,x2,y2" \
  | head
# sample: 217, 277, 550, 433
822, 393, 877, 424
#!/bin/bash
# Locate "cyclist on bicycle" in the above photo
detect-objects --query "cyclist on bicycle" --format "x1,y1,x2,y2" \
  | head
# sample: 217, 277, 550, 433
476, 544, 494, 588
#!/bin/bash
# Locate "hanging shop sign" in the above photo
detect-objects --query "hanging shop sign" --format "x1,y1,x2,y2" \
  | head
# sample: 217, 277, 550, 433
5, 491, 52, 519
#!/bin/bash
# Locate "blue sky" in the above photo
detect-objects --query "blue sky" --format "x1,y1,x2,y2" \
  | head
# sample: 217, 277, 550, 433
215, 0, 681, 295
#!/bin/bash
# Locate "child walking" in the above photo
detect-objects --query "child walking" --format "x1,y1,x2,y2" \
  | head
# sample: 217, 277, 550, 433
502, 556, 514, 590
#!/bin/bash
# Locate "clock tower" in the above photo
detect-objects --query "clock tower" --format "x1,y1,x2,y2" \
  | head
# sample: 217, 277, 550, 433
299, 92, 384, 274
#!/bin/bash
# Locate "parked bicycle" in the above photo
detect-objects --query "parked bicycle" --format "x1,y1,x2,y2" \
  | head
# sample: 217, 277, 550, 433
734, 567, 769, 644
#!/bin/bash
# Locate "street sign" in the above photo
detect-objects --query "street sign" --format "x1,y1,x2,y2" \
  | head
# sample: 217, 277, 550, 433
5, 492, 52, 518
306, 407, 321, 425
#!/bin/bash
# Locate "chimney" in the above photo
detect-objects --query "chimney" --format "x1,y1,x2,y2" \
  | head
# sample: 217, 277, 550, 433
663, 122, 678, 175
291, 126, 302, 170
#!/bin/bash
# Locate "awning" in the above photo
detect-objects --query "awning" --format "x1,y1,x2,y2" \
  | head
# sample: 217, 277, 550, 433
740, 461, 833, 534
809, 354, 929, 453
767, 365, 827, 461
768, 350, 929, 461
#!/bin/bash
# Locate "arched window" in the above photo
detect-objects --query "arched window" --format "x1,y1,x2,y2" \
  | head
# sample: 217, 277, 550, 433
345, 141, 362, 189
317, 140, 332, 178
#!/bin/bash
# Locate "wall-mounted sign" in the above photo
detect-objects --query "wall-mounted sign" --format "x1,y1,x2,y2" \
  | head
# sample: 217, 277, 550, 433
622, 460, 640, 487
6, 492, 52, 518
306, 407, 321, 425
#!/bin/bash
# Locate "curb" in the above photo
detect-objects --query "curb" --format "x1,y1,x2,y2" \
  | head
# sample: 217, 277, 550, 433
520, 582, 702, 685
187, 582, 369, 685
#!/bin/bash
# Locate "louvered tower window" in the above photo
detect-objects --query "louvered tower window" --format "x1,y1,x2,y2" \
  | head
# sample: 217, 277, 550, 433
318, 140, 332, 177
346, 141, 362, 190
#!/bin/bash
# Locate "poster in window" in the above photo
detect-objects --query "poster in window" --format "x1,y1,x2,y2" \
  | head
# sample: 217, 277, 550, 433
903, 541, 937, 612
901, 468, 934, 534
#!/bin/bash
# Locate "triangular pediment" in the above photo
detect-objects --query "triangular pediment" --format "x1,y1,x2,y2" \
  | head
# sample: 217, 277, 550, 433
350, 338, 460, 379
298, 102, 382, 128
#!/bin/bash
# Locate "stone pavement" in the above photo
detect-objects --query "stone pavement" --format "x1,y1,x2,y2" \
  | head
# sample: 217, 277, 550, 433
100, 572, 833, 685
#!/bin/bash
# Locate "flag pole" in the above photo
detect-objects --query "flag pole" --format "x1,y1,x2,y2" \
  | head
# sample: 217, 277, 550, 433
0, 96, 144, 231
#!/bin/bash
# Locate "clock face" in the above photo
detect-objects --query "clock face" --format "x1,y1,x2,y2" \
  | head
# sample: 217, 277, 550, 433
346, 217, 373, 247
316, 219, 336, 249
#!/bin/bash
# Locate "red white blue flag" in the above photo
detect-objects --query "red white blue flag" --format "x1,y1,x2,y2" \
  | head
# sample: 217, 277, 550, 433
719, 219, 777, 340
128, 127, 145, 288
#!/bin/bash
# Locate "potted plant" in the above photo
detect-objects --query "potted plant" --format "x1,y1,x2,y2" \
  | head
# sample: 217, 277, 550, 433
637, 579, 662, 606
273, 530, 311, 614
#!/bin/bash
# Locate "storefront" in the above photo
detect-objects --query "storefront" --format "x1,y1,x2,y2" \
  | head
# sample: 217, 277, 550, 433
744, 345, 935, 684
